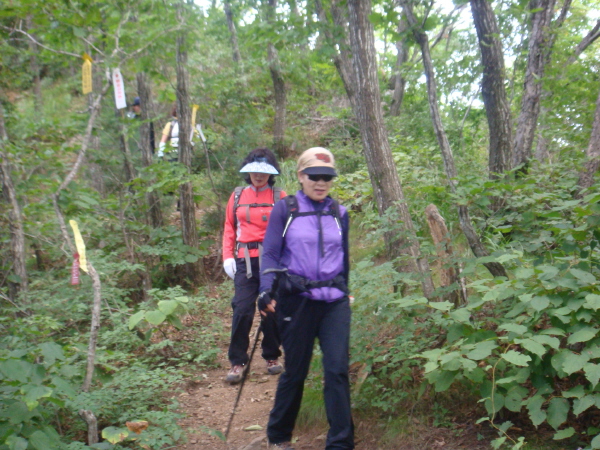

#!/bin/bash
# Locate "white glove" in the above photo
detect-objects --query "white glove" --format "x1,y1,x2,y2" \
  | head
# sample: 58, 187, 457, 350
224, 258, 237, 279
158, 142, 166, 158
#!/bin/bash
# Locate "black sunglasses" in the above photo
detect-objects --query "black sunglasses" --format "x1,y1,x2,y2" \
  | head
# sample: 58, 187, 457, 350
307, 174, 334, 182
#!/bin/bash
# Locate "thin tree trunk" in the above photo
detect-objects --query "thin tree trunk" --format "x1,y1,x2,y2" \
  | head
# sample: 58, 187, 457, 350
401, 0, 508, 279
81, 261, 102, 392
136, 72, 163, 228
224, 0, 242, 64
512, 0, 556, 170
390, 18, 409, 117
266, 0, 287, 157
0, 107, 28, 302
177, 3, 202, 286
577, 88, 600, 192
26, 15, 43, 111
347, 0, 435, 298
118, 110, 136, 183
78, 409, 98, 445
470, 0, 511, 177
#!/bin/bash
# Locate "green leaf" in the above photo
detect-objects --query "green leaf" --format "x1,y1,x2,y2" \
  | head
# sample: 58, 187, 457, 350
158, 300, 178, 316
184, 254, 198, 263
567, 327, 598, 345
502, 350, 531, 367
570, 268, 597, 285
527, 395, 547, 427
449, 308, 471, 323
553, 427, 575, 440
428, 301, 453, 311
102, 426, 130, 444
39, 342, 64, 366
465, 340, 497, 360
540, 327, 566, 336
5, 435, 28, 450
547, 397, 569, 430
585, 294, 600, 311
585, 363, 600, 386
515, 338, 547, 358
574, 396, 596, 416
485, 392, 505, 414
128, 311, 145, 330
562, 385, 585, 398
23, 385, 52, 410
498, 323, 527, 335
562, 351, 589, 375
29, 430, 59, 449
531, 296, 550, 311
591, 432, 600, 449
505, 386, 526, 412
0, 359, 32, 382
144, 310, 167, 326
4, 401, 31, 424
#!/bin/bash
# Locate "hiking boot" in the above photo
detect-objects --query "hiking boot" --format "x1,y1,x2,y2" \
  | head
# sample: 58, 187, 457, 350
225, 365, 244, 384
268, 442, 294, 449
266, 359, 283, 375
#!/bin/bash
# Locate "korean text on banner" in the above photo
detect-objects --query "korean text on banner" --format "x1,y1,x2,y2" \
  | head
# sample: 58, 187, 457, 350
69, 220, 89, 273
82, 54, 93, 95
112, 68, 127, 109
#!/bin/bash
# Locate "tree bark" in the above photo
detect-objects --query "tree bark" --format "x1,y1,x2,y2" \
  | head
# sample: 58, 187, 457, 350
265, 0, 287, 157
0, 107, 28, 302
224, 0, 242, 64
26, 15, 43, 111
425, 204, 464, 306
577, 88, 600, 192
346, 0, 435, 298
176, 3, 202, 286
136, 72, 163, 228
512, 0, 556, 170
314, 0, 358, 115
390, 18, 409, 117
470, 0, 511, 177
401, 0, 508, 279
81, 261, 102, 392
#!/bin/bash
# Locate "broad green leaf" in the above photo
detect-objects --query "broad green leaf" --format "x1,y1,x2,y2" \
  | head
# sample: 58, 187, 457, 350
144, 310, 167, 326
537, 265, 559, 280
505, 387, 526, 412
428, 301, 453, 311
531, 296, 550, 311
527, 395, 547, 427
23, 385, 52, 410
0, 359, 32, 382
585, 294, 600, 311
449, 308, 471, 323
175, 296, 189, 303
29, 430, 59, 449
591, 432, 600, 449
574, 396, 596, 416
485, 392, 505, 414
540, 327, 566, 336
531, 335, 560, 349
585, 363, 600, 386
514, 267, 534, 279
4, 401, 31, 424
502, 350, 531, 367
498, 323, 527, 335
562, 351, 590, 375
184, 254, 198, 263
39, 342, 64, 366
553, 427, 575, 440
547, 398, 569, 430
562, 385, 585, 398
515, 338, 547, 358
158, 300, 178, 316
570, 268, 596, 285
465, 340, 497, 360
128, 311, 145, 330
5, 435, 28, 450
102, 426, 130, 444
567, 327, 597, 345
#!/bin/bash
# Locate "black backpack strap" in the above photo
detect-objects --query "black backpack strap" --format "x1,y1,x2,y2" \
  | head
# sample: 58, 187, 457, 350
282, 195, 298, 237
233, 186, 244, 228
273, 186, 282, 203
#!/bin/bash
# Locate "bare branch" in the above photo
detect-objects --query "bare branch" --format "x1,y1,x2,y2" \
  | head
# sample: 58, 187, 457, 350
1, 25, 81, 58
567, 19, 600, 65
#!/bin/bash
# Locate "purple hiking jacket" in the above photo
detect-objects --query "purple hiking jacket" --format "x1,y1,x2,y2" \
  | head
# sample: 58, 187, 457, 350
260, 190, 349, 302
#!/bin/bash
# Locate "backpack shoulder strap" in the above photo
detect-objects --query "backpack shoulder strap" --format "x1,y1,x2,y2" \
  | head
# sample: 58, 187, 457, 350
273, 186, 282, 203
233, 186, 244, 227
282, 195, 298, 237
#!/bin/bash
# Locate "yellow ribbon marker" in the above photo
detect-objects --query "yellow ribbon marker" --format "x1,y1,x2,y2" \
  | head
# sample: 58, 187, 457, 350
82, 53, 93, 95
191, 104, 199, 132
69, 220, 88, 273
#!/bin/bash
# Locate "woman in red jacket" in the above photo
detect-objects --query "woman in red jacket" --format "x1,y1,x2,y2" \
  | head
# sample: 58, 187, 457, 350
222, 148, 287, 384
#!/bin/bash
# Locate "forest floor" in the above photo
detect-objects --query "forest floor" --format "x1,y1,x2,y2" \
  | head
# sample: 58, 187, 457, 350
173, 307, 494, 450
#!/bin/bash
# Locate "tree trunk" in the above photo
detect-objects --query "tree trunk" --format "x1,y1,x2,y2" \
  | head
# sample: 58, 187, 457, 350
314, 0, 358, 115
26, 15, 43, 111
512, 0, 556, 170
346, 0, 435, 298
0, 107, 28, 302
401, 0, 508, 280
81, 261, 102, 392
425, 204, 464, 306
224, 0, 242, 64
577, 88, 600, 192
176, 4, 202, 286
390, 18, 409, 117
266, 0, 287, 157
118, 110, 136, 183
136, 72, 163, 228
470, 0, 511, 177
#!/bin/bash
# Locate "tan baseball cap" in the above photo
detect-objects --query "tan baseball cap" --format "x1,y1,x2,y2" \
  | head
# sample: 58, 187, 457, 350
297, 147, 337, 176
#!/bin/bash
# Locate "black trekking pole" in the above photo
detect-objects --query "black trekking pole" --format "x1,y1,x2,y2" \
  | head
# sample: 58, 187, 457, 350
225, 319, 263, 441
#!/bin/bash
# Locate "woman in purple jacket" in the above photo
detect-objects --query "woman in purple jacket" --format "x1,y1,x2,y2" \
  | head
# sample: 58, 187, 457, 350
258, 148, 353, 450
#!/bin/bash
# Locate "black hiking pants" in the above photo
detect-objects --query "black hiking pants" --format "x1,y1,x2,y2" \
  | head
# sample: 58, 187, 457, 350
267, 294, 354, 450
229, 257, 281, 366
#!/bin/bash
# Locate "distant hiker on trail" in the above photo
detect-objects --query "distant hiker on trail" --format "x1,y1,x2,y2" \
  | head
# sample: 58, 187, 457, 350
258, 147, 353, 450
222, 148, 287, 384
158, 105, 178, 161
